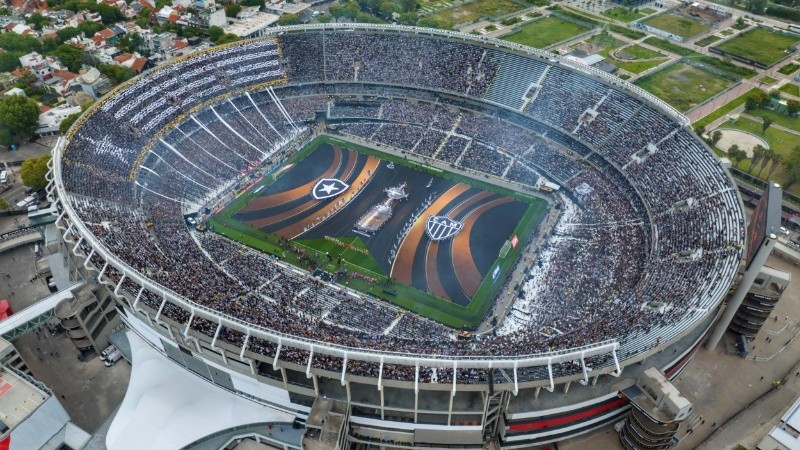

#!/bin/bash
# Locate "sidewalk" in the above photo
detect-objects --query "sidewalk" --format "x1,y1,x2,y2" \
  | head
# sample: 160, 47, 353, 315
0, 136, 58, 164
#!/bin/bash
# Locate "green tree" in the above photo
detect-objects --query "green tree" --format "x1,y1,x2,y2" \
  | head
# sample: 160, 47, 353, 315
749, 144, 765, 174
56, 26, 82, 43
762, 117, 773, 134
216, 33, 240, 44
758, 146, 773, 176
784, 146, 800, 189
59, 111, 81, 134
399, 0, 417, 12
711, 130, 722, 146
208, 25, 224, 42
767, 152, 783, 179
48, 44, 84, 72
241, 0, 265, 6
97, 64, 137, 83
734, 16, 746, 28
746, 0, 766, 12
788, 100, 800, 116
397, 11, 418, 25
278, 13, 301, 25
314, 13, 333, 23
0, 52, 22, 72
77, 21, 103, 36
25, 13, 49, 31
0, 197, 8, 211
0, 33, 42, 54
0, 95, 39, 144
379, 1, 395, 18
728, 144, 747, 167
225, 4, 241, 17
20, 154, 51, 191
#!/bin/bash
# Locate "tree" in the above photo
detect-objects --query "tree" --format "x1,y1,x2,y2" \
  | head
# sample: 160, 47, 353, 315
399, 0, 417, 12
48, 44, 84, 72
397, 11, 417, 25
278, 13, 301, 25
749, 144, 765, 174
762, 117, 773, 134
0, 33, 42, 54
25, 13, 49, 31
225, 4, 241, 17
788, 100, 800, 116
216, 33, 240, 44
728, 144, 746, 167
56, 26, 82, 43
735, 16, 746, 28
0, 197, 8, 211
758, 146, 773, 176
241, 0, 265, 6
314, 13, 333, 23
783, 146, 800, 189
0, 95, 39, 144
746, 0, 766, 13
711, 130, 722, 146
208, 25, 224, 43
20, 155, 52, 191
59, 111, 81, 134
97, 64, 137, 83
379, 0, 396, 18
768, 152, 783, 179
0, 52, 22, 72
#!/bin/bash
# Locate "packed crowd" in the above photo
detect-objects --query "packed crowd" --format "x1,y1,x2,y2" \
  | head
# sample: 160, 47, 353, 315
56, 29, 746, 384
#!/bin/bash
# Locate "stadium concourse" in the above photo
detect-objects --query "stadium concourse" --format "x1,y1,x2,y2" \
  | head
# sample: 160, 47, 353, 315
50, 25, 745, 448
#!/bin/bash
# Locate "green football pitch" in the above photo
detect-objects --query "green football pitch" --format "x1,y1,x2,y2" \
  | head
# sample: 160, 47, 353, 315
209, 135, 549, 329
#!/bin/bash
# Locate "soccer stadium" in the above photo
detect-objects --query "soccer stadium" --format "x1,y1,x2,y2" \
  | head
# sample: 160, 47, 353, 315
49, 24, 746, 448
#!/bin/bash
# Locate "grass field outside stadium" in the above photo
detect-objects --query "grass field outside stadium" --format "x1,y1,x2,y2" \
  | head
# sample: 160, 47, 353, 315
714, 28, 799, 67
640, 12, 711, 39
635, 62, 734, 112
209, 134, 549, 329
502, 16, 590, 48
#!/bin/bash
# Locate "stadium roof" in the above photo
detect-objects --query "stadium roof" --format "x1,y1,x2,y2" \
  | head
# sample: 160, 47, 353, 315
106, 331, 294, 450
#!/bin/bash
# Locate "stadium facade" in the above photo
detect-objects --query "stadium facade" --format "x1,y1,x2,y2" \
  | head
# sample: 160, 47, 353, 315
48, 25, 746, 448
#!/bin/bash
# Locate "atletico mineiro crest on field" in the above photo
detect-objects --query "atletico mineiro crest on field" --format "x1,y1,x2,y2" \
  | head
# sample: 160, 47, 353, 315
425, 215, 463, 241
311, 178, 350, 200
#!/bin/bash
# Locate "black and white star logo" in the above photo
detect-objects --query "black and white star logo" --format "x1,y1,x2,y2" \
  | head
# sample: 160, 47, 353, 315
312, 178, 350, 200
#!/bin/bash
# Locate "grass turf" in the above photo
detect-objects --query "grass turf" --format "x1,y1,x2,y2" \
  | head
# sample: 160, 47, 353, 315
602, 7, 646, 22
502, 16, 590, 48
612, 44, 668, 73
779, 83, 800, 97
746, 107, 800, 131
643, 36, 696, 56
641, 12, 711, 38
715, 28, 799, 67
694, 35, 722, 47
778, 62, 800, 75
692, 87, 763, 129
210, 134, 549, 329
426, 0, 525, 29
635, 62, 734, 112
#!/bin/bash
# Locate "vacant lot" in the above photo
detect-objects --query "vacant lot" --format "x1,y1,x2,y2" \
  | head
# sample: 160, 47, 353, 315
635, 62, 733, 111
641, 12, 711, 38
503, 16, 590, 48
716, 28, 798, 67
695, 35, 721, 47
612, 44, 669, 73
427, 0, 525, 29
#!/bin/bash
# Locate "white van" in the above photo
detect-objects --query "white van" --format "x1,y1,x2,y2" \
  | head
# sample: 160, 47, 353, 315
104, 349, 122, 366
27, 204, 38, 213
0, 171, 7, 184
23, 195, 36, 206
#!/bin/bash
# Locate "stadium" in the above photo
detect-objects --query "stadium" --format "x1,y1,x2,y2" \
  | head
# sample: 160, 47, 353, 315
49, 24, 745, 448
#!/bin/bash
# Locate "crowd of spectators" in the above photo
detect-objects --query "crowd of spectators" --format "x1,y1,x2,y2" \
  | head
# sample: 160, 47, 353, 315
57, 29, 745, 384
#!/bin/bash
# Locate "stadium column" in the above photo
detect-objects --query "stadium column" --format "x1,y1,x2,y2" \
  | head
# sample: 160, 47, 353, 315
705, 234, 778, 350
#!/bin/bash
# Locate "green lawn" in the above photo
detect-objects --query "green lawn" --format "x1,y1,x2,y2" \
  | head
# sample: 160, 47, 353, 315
640, 7, 657, 14
719, 116, 800, 193
644, 36, 697, 56
720, 29, 735, 36
693, 87, 763, 129
715, 28, 799, 67
612, 44, 668, 73
778, 63, 800, 75
210, 134, 550, 329
641, 12, 711, 38
760, 76, 778, 85
502, 16, 590, 48
427, 0, 525, 29
583, 32, 624, 59
602, 7, 646, 22
779, 83, 800, 97
694, 35, 722, 47
635, 62, 734, 112
746, 107, 800, 131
